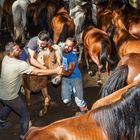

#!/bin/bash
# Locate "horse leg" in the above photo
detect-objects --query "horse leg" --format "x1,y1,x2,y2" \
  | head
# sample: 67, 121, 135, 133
23, 87, 31, 107
84, 48, 94, 76
21, 9, 27, 43
89, 53, 103, 85
77, 43, 84, 64
39, 87, 51, 117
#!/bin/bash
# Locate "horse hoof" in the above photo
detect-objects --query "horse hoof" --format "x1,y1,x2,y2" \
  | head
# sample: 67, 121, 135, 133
88, 71, 94, 77
39, 110, 47, 117
97, 80, 103, 86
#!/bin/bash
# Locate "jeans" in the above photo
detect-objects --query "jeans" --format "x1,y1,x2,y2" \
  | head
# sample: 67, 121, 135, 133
61, 77, 86, 108
0, 95, 30, 137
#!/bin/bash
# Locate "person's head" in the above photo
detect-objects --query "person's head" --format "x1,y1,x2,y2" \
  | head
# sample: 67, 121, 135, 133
37, 30, 51, 49
64, 37, 76, 53
5, 42, 21, 58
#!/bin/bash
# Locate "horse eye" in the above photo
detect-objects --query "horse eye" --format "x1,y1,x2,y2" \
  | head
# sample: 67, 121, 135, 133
51, 60, 56, 64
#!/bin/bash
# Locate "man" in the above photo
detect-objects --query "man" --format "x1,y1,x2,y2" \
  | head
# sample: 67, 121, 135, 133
19, 30, 53, 69
61, 37, 88, 114
0, 42, 63, 139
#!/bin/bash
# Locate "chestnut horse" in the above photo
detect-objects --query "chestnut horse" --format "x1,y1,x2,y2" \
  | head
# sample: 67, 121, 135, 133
92, 80, 140, 109
23, 44, 62, 116
111, 9, 140, 58
23, 82, 140, 140
99, 53, 140, 98
51, 6, 75, 44
83, 25, 116, 84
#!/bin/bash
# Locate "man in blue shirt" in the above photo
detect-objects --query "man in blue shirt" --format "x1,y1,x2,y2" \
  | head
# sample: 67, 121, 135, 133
61, 37, 88, 114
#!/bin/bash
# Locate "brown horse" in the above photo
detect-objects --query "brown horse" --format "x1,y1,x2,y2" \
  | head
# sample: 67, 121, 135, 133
26, 0, 62, 38
123, 7, 140, 39
23, 44, 62, 116
51, 6, 75, 44
0, 0, 15, 34
97, 7, 113, 33
111, 9, 140, 58
92, 80, 140, 109
83, 25, 116, 84
23, 82, 140, 140
99, 53, 140, 98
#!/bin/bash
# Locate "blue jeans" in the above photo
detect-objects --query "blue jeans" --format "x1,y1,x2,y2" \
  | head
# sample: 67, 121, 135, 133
61, 77, 86, 108
0, 95, 30, 137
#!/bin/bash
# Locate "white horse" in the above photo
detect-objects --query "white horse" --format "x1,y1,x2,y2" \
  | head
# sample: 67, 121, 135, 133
12, 0, 37, 43
69, 0, 97, 63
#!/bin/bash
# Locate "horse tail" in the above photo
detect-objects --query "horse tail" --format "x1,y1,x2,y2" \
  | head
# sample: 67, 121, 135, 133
100, 39, 116, 72
58, 23, 69, 43
99, 65, 128, 98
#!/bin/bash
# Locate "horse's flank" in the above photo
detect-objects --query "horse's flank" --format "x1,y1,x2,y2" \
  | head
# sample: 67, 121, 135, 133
92, 80, 140, 110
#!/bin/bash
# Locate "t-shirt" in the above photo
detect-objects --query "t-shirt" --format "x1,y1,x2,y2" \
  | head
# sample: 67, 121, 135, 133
62, 51, 81, 78
0, 55, 33, 100
25, 36, 40, 53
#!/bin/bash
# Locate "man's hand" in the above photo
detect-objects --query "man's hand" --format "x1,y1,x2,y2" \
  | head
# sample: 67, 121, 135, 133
56, 65, 64, 75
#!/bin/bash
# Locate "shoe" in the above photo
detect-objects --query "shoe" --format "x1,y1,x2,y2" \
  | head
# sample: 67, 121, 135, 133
0, 121, 12, 129
79, 105, 88, 112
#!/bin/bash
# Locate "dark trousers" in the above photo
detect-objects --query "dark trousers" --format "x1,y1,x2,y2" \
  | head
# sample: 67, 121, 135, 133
0, 95, 30, 137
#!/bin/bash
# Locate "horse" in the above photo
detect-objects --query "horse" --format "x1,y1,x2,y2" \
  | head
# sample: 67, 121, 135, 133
26, 0, 62, 38
97, 7, 113, 33
51, 6, 75, 44
83, 25, 116, 85
23, 82, 140, 140
92, 80, 140, 109
122, 6, 140, 39
22, 44, 62, 116
0, 0, 15, 35
12, 0, 37, 43
111, 9, 140, 58
69, 0, 95, 63
99, 53, 140, 98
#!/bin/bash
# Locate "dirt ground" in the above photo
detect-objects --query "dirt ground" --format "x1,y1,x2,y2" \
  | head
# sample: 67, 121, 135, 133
0, 33, 107, 140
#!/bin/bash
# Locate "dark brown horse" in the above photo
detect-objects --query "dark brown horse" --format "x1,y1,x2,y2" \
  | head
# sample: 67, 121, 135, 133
24, 82, 140, 140
0, 0, 15, 34
123, 6, 140, 39
26, 0, 62, 38
83, 25, 116, 84
23, 44, 62, 116
99, 53, 140, 98
51, 6, 75, 44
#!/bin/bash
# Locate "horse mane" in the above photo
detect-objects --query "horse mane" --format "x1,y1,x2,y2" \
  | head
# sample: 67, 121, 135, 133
99, 65, 128, 98
93, 83, 140, 140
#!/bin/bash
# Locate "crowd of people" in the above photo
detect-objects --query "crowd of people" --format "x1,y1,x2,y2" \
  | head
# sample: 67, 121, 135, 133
0, 30, 88, 139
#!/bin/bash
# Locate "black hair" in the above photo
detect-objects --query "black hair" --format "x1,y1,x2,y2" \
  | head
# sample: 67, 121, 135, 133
38, 30, 50, 41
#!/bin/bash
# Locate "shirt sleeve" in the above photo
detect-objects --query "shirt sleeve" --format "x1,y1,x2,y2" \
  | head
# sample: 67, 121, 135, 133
18, 61, 34, 74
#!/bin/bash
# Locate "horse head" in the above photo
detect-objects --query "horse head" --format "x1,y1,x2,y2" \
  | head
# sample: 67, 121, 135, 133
37, 44, 62, 85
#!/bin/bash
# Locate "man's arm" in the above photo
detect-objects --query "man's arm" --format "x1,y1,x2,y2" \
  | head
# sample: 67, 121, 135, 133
31, 66, 63, 76
62, 62, 75, 76
28, 49, 46, 69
